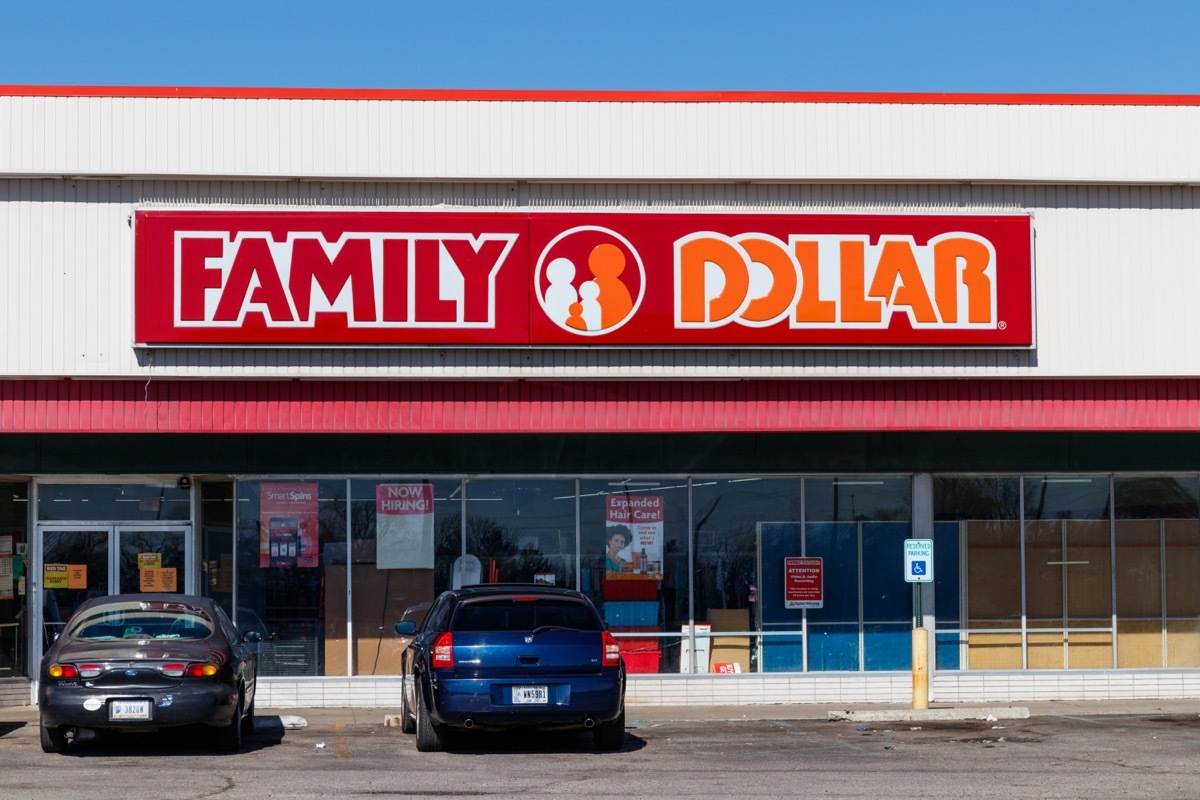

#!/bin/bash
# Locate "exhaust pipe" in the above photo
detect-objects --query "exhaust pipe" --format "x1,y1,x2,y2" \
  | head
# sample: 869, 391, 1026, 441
583, 718, 595, 729
65, 728, 97, 742
463, 718, 475, 729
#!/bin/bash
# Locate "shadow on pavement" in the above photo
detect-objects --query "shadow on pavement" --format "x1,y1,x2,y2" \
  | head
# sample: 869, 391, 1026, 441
435, 727, 646, 755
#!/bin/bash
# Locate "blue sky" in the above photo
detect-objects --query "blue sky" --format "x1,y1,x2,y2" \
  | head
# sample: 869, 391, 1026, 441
4, 1, 1199, 94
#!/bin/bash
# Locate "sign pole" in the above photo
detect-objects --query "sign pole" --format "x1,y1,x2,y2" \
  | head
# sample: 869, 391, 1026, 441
904, 539, 933, 711
912, 585, 931, 710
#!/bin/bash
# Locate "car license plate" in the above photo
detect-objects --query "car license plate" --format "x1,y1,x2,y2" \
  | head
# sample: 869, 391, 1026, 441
109, 700, 151, 720
512, 686, 548, 704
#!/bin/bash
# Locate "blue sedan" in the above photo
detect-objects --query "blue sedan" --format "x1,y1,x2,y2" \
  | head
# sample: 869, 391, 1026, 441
395, 585, 626, 752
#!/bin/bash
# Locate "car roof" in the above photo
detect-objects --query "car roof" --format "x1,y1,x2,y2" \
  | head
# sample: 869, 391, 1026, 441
72, 593, 219, 614
449, 584, 587, 600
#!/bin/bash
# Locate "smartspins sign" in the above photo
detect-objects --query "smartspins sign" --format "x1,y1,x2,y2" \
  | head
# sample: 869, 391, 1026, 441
133, 210, 1034, 347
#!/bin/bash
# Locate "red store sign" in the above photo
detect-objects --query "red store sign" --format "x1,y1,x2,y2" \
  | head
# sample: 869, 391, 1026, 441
133, 210, 1034, 347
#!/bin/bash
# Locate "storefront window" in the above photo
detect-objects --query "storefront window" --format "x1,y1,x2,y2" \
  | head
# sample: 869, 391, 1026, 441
344, 479, 461, 676
805, 477, 912, 671
1114, 476, 1200, 668
1024, 476, 1113, 669
199, 481, 235, 619
693, 478, 802, 674
0, 483, 28, 678
933, 477, 1021, 670
580, 479, 688, 675
235, 479, 346, 677
37, 483, 190, 522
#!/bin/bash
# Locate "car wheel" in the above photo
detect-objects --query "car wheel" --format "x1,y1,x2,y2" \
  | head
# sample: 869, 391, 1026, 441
241, 697, 256, 736
39, 723, 66, 754
400, 675, 416, 735
217, 693, 244, 752
592, 707, 625, 751
414, 681, 445, 752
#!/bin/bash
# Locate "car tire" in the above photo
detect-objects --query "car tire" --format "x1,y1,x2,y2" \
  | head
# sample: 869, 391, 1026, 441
592, 707, 625, 751
414, 682, 445, 752
241, 697, 256, 736
217, 693, 244, 752
400, 675, 416, 735
39, 723, 66, 754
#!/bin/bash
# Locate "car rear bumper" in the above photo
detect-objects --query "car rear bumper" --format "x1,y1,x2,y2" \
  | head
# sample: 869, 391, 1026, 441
431, 673, 624, 729
38, 681, 239, 731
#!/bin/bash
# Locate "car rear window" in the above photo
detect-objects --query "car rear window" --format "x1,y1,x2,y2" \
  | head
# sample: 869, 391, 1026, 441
66, 602, 216, 642
452, 598, 601, 633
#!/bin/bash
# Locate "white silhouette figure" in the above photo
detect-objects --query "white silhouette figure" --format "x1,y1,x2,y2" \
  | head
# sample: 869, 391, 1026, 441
579, 280, 602, 331
544, 258, 579, 326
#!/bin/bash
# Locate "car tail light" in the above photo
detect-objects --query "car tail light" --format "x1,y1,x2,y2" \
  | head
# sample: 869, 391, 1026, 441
602, 632, 622, 667
162, 663, 187, 677
47, 664, 79, 679
185, 663, 219, 678
432, 632, 454, 668
77, 664, 102, 679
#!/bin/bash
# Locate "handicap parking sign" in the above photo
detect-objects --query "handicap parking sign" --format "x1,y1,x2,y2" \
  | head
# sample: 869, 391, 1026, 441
904, 539, 933, 583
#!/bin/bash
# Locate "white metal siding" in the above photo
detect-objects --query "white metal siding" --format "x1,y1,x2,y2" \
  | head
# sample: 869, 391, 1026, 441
2, 179, 1199, 380
5, 96, 1200, 183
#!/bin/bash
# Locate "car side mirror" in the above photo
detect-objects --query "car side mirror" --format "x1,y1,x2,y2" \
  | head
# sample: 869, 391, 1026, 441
243, 630, 263, 644
395, 620, 417, 636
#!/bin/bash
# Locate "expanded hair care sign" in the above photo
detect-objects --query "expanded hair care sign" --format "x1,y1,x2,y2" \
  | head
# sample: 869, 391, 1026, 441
134, 210, 1034, 348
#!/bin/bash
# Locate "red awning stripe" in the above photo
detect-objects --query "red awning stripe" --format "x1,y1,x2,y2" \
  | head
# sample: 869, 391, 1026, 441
2, 379, 1200, 434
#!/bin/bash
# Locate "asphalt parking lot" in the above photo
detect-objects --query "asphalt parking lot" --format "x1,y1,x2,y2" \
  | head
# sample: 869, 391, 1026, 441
2, 702, 1200, 799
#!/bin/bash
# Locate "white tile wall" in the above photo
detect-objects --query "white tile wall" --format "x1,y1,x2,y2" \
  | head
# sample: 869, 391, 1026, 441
4, 672, 1198, 710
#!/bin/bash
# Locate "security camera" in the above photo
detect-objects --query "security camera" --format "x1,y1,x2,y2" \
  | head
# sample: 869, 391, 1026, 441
177, 476, 193, 490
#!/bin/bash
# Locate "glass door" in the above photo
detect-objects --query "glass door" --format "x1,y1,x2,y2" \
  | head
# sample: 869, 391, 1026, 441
39, 527, 111, 647
117, 527, 188, 594
35, 524, 192, 668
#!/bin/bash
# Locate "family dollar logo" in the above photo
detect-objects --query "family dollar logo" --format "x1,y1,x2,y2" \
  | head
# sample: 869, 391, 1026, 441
534, 226, 646, 336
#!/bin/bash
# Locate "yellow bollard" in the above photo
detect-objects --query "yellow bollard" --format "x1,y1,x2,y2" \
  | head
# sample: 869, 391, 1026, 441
912, 627, 929, 710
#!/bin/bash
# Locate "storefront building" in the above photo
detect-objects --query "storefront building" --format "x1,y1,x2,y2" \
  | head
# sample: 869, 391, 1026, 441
2, 87, 1200, 707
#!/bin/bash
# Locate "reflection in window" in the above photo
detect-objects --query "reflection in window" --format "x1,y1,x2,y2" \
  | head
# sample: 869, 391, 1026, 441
465, 480, 577, 588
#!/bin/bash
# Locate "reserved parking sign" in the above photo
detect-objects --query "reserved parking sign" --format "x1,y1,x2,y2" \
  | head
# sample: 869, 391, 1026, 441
904, 539, 934, 583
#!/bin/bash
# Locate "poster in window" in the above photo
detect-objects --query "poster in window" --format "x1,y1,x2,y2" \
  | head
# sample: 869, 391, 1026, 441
260, 482, 320, 568
376, 484, 435, 569
605, 495, 663, 580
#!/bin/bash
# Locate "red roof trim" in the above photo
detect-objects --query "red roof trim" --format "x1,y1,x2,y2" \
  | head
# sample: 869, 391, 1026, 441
3, 85, 1200, 107
2, 379, 1200, 434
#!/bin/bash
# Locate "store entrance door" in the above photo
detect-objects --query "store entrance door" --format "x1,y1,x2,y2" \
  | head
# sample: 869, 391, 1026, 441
36, 525, 192, 657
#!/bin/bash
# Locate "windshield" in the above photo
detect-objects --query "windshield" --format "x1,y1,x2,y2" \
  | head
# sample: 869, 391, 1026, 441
66, 602, 215, 642
453, 598, 601, 633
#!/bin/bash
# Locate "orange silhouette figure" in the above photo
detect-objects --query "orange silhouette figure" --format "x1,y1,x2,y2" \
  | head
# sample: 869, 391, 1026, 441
588, 243, 633, 329
566, 301, 588, 331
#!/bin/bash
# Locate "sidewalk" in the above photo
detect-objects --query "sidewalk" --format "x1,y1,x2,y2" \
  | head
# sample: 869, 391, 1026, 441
2, 698, 1197, 727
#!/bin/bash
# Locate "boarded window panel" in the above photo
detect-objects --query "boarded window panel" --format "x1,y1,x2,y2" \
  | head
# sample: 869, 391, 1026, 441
1165, 520, 1200, 617
1027, 624, 1065, 669
1065, 520, 1112, 621
1166, 620, 1200, 668
1165, 520, 1200, 667
1066, 624, 1113, 668
1025, 520, 1064, 621
1118, 620, 1163, 668
965, 520, 1021, 620
1115, 520, 1162, 618
966, 625, 1023, 670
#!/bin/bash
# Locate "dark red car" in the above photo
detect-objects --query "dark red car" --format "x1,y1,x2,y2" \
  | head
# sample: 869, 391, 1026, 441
38, 593, 259, 753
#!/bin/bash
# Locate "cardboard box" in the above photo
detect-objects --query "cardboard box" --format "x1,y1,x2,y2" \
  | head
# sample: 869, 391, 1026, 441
324, 565, 433, 676
708, 608, 751, 673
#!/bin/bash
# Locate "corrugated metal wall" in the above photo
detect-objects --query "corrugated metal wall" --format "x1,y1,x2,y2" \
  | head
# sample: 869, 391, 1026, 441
4, 96, 1200, 183
1, 179, 1198, 380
